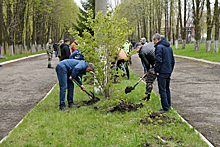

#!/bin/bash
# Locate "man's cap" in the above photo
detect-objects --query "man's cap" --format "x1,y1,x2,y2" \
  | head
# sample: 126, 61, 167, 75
88, 63, 95, 71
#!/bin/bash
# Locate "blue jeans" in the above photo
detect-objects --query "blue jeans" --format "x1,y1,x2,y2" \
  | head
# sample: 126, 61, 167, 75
55, 51, 58, 57
56, 64, 74, 108
141, 59, 147, 73
157, 73, 171, 111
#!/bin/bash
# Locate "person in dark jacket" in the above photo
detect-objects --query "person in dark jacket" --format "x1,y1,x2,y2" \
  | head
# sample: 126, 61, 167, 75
53, 42, 58, 57
153, 33, 175, 113
135, 42, 156, 101
56, 59, 95, 112
61, 38, 71, 61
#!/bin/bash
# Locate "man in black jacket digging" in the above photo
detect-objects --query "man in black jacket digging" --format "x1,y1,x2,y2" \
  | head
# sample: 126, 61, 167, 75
135, 42, 157, 101
61, 38, 71, 61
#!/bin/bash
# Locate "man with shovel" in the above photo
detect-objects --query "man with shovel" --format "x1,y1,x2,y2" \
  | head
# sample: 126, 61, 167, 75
135, 42, 156, 101
56, 59, 95, 112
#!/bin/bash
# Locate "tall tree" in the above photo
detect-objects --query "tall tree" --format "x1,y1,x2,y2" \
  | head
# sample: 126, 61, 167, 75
213, 0, 219, 53
192, 0, 205, 51
73, 0, 95, 37
206, 0, 214, 52
182, 0, 187, 49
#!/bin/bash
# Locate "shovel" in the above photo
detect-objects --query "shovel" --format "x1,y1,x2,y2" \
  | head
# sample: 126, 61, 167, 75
72, 79, 93, 99
125, 72, 148, 94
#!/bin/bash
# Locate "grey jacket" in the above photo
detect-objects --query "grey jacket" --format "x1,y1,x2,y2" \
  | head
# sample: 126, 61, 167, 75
139, 42, 155, 71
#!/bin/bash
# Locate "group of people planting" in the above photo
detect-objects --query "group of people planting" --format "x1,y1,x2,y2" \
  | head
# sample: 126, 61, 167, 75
49, 33, 175, 113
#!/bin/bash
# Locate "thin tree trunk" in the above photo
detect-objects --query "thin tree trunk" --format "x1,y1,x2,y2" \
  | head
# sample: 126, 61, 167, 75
206, 0, 213, 52
194, 40, 200, 51
182, 0, 187, 49
15, 44, 18, 54
213, 0, 219, 53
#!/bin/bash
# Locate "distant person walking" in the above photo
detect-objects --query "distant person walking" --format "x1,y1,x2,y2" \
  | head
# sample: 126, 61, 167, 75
56, 59, 95, 112
71, 37, 79, 53
139, 37, 148, 73
0, 45, 2, 67
53, 42, 58, 57
153, 33, 175, 113
57, 40, 64, 62
61, 38, 71, 61
135, 42, 156, 101
46, 39, 54, 68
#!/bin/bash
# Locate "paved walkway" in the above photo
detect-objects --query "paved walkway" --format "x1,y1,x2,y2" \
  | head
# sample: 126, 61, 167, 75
129, 53, 220, 147
0, 54, 59, 140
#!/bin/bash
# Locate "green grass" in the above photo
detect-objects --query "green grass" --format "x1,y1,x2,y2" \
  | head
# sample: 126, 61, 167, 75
0, 50, 46, 63
0, 70, 208, 147
171, 43, 220, 62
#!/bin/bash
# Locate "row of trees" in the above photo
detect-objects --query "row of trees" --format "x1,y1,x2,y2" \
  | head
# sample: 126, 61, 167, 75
115, 0, 220, 52
0, 0, 79, 56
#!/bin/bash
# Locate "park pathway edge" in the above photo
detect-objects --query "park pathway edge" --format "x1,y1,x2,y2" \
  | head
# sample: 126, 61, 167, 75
0, 83, 57, 144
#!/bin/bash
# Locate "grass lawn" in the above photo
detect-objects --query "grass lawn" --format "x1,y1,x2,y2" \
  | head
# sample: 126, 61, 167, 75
0, 70, 208, 147
0, 50, 46, 63
171, 43, 220, 63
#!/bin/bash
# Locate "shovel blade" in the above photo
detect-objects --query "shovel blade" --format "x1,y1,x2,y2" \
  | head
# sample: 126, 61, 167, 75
125, 86, 134, 94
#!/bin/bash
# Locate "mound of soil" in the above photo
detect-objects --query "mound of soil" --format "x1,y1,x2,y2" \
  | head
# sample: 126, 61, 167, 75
107, 101, 143, 113
140, 112, 176, 125
82, 97, 100, 106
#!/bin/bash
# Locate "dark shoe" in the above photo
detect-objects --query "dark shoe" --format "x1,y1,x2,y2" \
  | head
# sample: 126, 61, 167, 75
157, 109, 168, 113
0, 65, 2, 67
68, 104, 81, 108
59, 107, 69, 112
139, 97, 149, 101
127, 77, 130, 80
47, 65, 54, 68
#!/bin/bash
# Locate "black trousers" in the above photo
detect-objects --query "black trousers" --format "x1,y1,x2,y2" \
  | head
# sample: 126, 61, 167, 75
116, 59, 130, 79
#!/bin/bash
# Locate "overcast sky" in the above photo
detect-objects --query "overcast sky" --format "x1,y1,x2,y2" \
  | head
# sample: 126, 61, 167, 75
74, 0, 118, 9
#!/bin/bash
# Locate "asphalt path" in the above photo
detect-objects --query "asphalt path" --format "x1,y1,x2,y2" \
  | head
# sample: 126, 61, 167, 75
129, 53, 220, 147
0, 54, 59, 141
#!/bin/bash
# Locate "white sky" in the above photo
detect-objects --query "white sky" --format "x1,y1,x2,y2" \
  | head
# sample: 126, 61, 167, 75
74, 0, 118, 9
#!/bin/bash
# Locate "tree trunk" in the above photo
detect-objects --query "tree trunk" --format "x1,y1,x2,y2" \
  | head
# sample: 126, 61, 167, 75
19, 44, 23, 54
25, 45, 28, 54
31, 44, 36, 53
15, 44, 18, 55
182, 0, 187, 49
206, 40, 212, 52
37, 44, 41, 52
175, 40, 179, 49
213, 0, 219, 53
214, 40, 219, 53
9, 45, 14, 56
206, 0, 213, 52
194, 40, 200, 51
182, 40, 186, 49
0, 0, 3, 46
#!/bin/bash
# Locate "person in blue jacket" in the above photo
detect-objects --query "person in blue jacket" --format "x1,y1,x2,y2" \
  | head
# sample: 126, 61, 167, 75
69, 49, 84, 61
153, 33, 175, 113
56, 59, 95, 112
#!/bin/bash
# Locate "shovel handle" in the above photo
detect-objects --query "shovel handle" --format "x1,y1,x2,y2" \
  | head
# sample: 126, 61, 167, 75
133, 72, 148, 89
72, 79, 93, 99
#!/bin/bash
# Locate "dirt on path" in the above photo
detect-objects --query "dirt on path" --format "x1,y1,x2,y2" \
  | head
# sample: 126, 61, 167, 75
0, 54, 59, 141
129, 53, 220, 147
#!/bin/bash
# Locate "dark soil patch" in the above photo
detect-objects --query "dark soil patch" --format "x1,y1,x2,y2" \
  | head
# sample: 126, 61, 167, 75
140, 112, 176, 125
107, 101, 143, 113
82, 97, 100, 106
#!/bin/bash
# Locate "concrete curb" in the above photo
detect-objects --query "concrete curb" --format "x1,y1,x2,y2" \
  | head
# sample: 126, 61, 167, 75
174, 54, 220, 66
0, 83, 57, 144
1, 53, 47, 65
